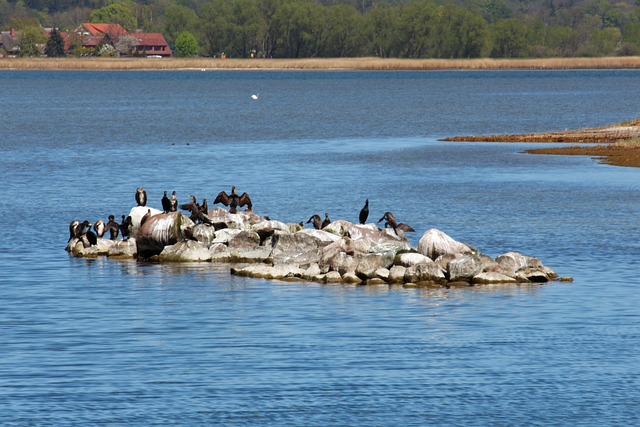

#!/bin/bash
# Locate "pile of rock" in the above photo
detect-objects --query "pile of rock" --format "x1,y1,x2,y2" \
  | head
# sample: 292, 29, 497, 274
66, 205, 567, 287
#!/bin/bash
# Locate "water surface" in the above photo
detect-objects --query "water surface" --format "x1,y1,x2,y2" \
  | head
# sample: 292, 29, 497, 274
1, 70, 639, 426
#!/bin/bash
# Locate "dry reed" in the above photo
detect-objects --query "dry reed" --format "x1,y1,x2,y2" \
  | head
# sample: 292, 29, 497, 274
2, 56, 640, 71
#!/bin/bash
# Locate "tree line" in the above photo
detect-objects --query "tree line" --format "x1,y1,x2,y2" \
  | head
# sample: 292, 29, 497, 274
2, 0, 640, 58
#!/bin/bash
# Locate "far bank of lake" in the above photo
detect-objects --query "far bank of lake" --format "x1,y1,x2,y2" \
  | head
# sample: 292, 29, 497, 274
2, 56, 640, 71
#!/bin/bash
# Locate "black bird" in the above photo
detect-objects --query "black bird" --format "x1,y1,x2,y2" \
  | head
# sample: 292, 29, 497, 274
378, 211, 415, 234
169, 191, 178, 212
85, 228, 98, 247
307, 214, 322, 230
214, 186, 252, 213
161, 191, 171, 213
106, 215, 119, 240
378, 211, 398, 230
140, 209, 152, 227
180, 195, 212, 225
68, 220, 80, 242
359, 199, 369, 224
135, 187, 147, 207
93, 219, 106, 238
322, 213, 331, 229
120, 215, 132, 240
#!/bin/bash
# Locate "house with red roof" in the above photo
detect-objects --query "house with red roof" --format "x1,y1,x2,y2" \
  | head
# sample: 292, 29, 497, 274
61, 23, 172, 57
131, 32, 172, 57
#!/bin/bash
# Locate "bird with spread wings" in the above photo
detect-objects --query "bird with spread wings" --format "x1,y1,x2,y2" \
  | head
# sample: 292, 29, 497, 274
214, 186, 252, 213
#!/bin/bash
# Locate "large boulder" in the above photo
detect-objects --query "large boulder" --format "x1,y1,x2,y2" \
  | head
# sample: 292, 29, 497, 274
135, 212, 194, 258
396, 252, 433, 267
159, 240, 212, 262
207, 208, 265, 230
418, 229, 474, 260
354, 252, 395, 279
190, 224, 217, 247
128, 206, 163, 236
108, 238, 137, 259
269, 231, 324, 264
227, 230, 261, 250
404, 263, 447, 284
446, 254, 484, 281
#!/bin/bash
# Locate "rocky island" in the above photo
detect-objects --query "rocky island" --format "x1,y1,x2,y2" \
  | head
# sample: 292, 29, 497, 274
66, 202, 566, 287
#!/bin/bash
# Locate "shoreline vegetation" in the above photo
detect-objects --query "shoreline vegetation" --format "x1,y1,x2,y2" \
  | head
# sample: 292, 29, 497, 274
2, 56, 640, 71
5, 56, 638, 168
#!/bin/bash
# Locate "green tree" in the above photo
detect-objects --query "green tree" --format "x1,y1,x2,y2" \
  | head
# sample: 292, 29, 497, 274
491, 18, 527, 57
174, 31, 199, 56
90, 2, 137, 31
44, 27, 66, 56
163, 4, 201, 45
17, 25, 46, 57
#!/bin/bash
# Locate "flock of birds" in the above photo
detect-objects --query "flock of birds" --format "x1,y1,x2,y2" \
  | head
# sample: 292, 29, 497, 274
69, 188, 415, 249
305, 199, 415, 233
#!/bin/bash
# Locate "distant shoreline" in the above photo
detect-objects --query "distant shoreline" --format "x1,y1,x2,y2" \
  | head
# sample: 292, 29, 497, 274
2, 56, 640, 71
444, 118, 640, 168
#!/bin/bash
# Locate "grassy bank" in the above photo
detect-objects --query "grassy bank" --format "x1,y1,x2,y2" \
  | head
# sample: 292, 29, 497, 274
2, 56, 640, 71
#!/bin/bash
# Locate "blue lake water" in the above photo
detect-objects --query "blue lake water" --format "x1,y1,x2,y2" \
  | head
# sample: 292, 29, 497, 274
1, 69, 639, 425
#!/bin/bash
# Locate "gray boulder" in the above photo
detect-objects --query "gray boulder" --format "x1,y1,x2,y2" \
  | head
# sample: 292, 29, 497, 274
135, 212, 194, 258
472, 272, 517, 284
159, 240, 212, 262
191, 224, 216, 247
404, 263, 447, 284
418, 228, 473, 260
108, 238, 137, 259
128, 206, 163, 236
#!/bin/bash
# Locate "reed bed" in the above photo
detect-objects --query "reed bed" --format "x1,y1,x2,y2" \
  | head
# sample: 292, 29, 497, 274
2, 56, 640, 71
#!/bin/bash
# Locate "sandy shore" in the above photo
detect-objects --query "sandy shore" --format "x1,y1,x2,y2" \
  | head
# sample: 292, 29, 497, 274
443, 118, 640, 168
3, 56, 640, 71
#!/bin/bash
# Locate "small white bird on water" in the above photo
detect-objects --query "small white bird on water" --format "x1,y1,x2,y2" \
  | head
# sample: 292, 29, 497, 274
251, 94, 259, 100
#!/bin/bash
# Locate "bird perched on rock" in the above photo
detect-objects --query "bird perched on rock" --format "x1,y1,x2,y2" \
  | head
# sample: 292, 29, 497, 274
106, 215, 119, 240
93, 219, 105, 238
69, 220, 80, 242
161, 191, 171, 213
180, 195, 212, 225
359, 199, 369, 224
378, 211, 415, 234
322, 213, 331, 229
120, 215, 132, 240
378, 211, 398, 229
307, 214, 323, 230
214, 186, 252, 213
84, 227, 98, 247
169, 191, 178, 212
135, 187, 147, 207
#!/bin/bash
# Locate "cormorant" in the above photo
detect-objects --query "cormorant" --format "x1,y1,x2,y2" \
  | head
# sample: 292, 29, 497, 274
169, 191, 178, 212
161, 191, 171, 213
93, 219, 105, 238
106, 215, 119, 240
180, 195, 212, 225
378, 211, 398, 230
378, 211, 415, 234
214, 186, 252, 213
69, 220, 79, 242
120, 215, 132, 240
322, 213, 331, 229
307, 214, 322, 230
359, 199, 369, 224
135, 187, 147, 207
